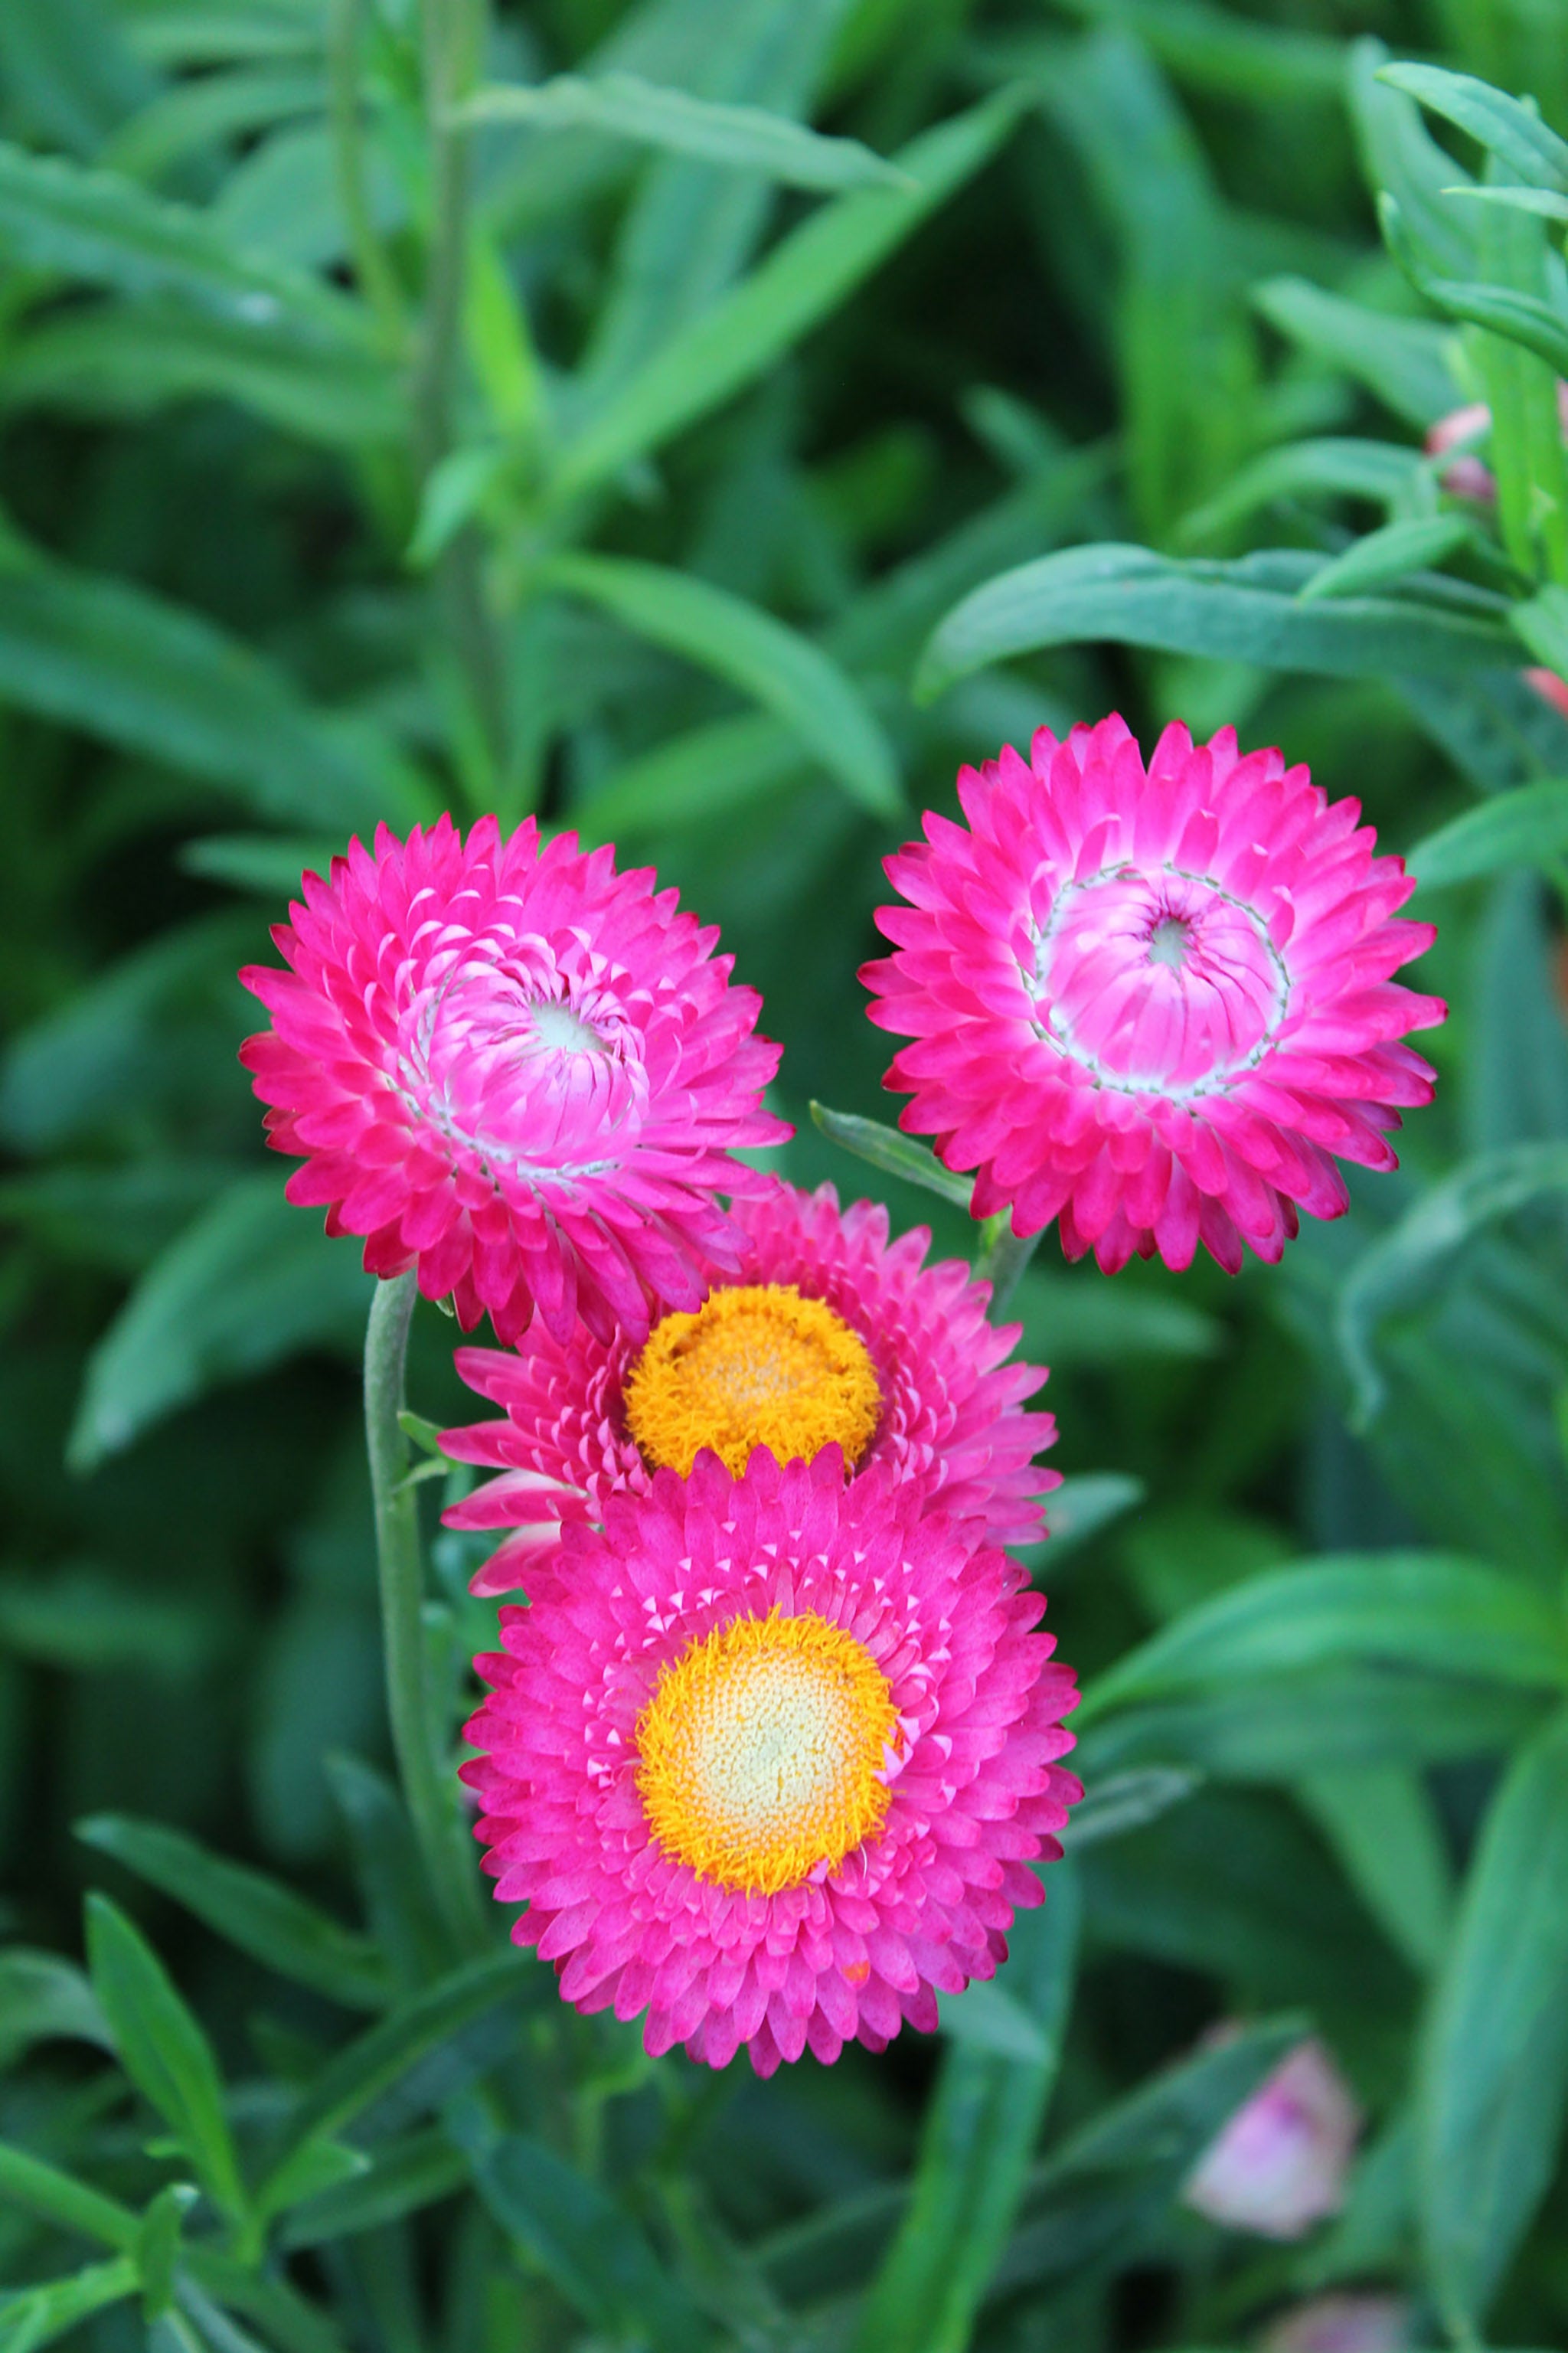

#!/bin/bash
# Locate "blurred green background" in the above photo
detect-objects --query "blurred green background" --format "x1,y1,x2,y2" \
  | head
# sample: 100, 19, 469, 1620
8, 0, 1568, 2347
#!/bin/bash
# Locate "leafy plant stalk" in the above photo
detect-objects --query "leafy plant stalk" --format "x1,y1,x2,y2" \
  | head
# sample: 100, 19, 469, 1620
364, 1272, 485, 1950
975, 1217, 1040, 1315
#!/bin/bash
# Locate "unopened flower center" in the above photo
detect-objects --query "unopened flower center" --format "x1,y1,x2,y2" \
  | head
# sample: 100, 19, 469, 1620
622, 1284, 881, 1478
1027, 862, 1289, 1098
635, 1607, 897, 1893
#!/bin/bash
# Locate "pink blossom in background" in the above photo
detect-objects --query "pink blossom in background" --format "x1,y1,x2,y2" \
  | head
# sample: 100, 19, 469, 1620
862, 714, 1446, 1275
1184, 2036, 1361, 2240
239, 815, 787, 1347
462, 1449, 1080, 2074
441, 1177, 1058, 1596
1261, 2294, 1413, 2352
1423, 400, 1494, 502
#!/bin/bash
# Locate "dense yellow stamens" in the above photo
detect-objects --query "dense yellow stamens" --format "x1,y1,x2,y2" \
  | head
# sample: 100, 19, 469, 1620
622, 1283, 881, 1478
635, 1608, 898, 1894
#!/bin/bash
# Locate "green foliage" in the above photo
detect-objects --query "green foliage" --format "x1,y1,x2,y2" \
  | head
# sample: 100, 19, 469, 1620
8, 3, 1568, 2349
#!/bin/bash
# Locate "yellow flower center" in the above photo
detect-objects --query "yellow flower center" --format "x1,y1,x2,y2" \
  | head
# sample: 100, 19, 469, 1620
635, 1608, 898, 1894
622, 1283, 881, 1479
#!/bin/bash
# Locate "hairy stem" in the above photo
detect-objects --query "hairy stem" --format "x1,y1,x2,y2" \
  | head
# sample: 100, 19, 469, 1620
364, 1273, 485, 1950
326, 0, 407, 351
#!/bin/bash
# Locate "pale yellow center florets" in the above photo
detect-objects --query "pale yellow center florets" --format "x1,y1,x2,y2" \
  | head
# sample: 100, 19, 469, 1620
635, 1608, 898, 1894
622, 1283, 881, 1479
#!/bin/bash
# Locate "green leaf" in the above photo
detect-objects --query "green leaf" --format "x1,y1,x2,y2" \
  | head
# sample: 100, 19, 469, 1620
103, 64, 325, 184
464, 73, 905, 192
179, 835, 345, 896
1351, 38, 1478, 282
1446, 181, 1568, 225
574, 712, 803, 844
76, 1815, 390, 2011
1179, 436, 1423, 545
0, 554, 408, 832
1410, 777, 1568, 889
0, 2141, 137, 2253
0, 1569, 214, 1675
135, 2185, 196, 2322
1060, 1766, 1202, 1850
1253, 276, 1459, 429
1012, 1267, 1222, 1368
1039, 1474, 1145, 1560
1298, 1765, 1454, 1975
1080, 1554, 1568, 1725
459, 2126, 710, 2352
808, 1102, 975, 1210
549, 88, 1022, 503
0, 136, 367, 342
1419, 1707, 1568, 2329
0, 1950, 113, 2069
1511, 583, 1568, 674
1390, 247, 1568, 380
1297, 512, 1475, 602
916, 545, 1514, 699
278, 2129, 466, 2250
0, 2258, 139, 2353
1338, 1142, 1568, 1424
546, 552, 900, 817
995, 2018, 1307, 2301
1, 299, 403, 449
84, 1894, 245, 2217
254, 2139, 369, 2226
1378, 62, 1568, 194
68, 1176, 374, 1470
271, 1951, 547, 2165
857, 1871, 1080, 2353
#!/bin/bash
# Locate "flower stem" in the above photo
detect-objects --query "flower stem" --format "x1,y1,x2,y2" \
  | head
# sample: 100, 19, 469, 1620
974, 1216, 1040, 1316
364, 1273, 485, 1951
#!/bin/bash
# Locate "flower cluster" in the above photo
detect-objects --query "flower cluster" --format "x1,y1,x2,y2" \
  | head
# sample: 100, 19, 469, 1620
243, 717, 1439, 2074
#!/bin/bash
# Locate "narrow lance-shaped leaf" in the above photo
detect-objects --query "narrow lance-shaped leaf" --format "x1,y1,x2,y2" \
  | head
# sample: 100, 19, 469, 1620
76, 1816, 390, 2011
916, 544, 1514, 700
1409, 778, 1568, 889
854, 1871, 1080, 2353
808, 1102, 976, 1211
547, 552, 902, 817
1419, 1707, 1568, 2332
548, 89, 1024, 504
1297, 514, 1475, 603
1377, 62, 1568, 194
84, 1895, 246, 2220
1338, 1142, 1568, 1423
1253, 276, 1459, 428
463, 74, 906, 193
0, 2259, 140, 2353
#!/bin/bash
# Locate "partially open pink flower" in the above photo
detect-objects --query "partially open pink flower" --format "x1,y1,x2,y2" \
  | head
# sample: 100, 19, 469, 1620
462, 1449, 1080, 2074
862, 715, 1446, 1274
442, 1177, 1058, 1596
1184, 2036, 1361, 2240
239, 815, 786, 1345
1262, 2296, 1412, 2353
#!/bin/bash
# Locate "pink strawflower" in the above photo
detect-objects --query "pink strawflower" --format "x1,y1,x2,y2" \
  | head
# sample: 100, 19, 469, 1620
1184, 2036, 1361, 2240
238, 815, 787, 1346
1262, 2296, 1412, 2353
861, 715, 1446, 1275
462, 1449, 1080, 2074
442, 1177, 1059, 1597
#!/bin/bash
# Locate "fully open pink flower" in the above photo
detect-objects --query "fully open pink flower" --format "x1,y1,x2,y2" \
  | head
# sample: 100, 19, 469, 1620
239, 815, 786, 1345
862, 715, 1446, 1274
442, 1177, 1058, 1597
462, 1449, 1080, 2074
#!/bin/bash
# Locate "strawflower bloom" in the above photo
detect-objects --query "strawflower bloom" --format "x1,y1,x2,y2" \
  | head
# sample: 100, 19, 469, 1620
239, 815, 786, 1346
462, 1449, 1080, 2074
1261, 2296, 1412, 2353
863, 714, 1446, 1274
1183, 2036, 1361, 2240
442, 1177, 1058, 1597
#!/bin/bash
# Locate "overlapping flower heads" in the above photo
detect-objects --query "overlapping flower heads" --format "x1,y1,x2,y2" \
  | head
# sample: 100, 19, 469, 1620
441, 1176, 1058, 1597
462, 1451, 1080, 2074
239, 815, 787, 1346
862, 714, 1446, 1274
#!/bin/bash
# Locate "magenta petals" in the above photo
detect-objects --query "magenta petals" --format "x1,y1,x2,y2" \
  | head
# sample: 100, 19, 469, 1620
861, 714, 1446, 1275
238, 815, 788, 1345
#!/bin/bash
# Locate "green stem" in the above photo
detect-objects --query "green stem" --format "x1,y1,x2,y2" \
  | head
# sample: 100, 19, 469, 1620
326, 0, 408, 351
416, 0, 508, 782
364, 1273, 485, 1950
973, 1216, 1040, 1316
